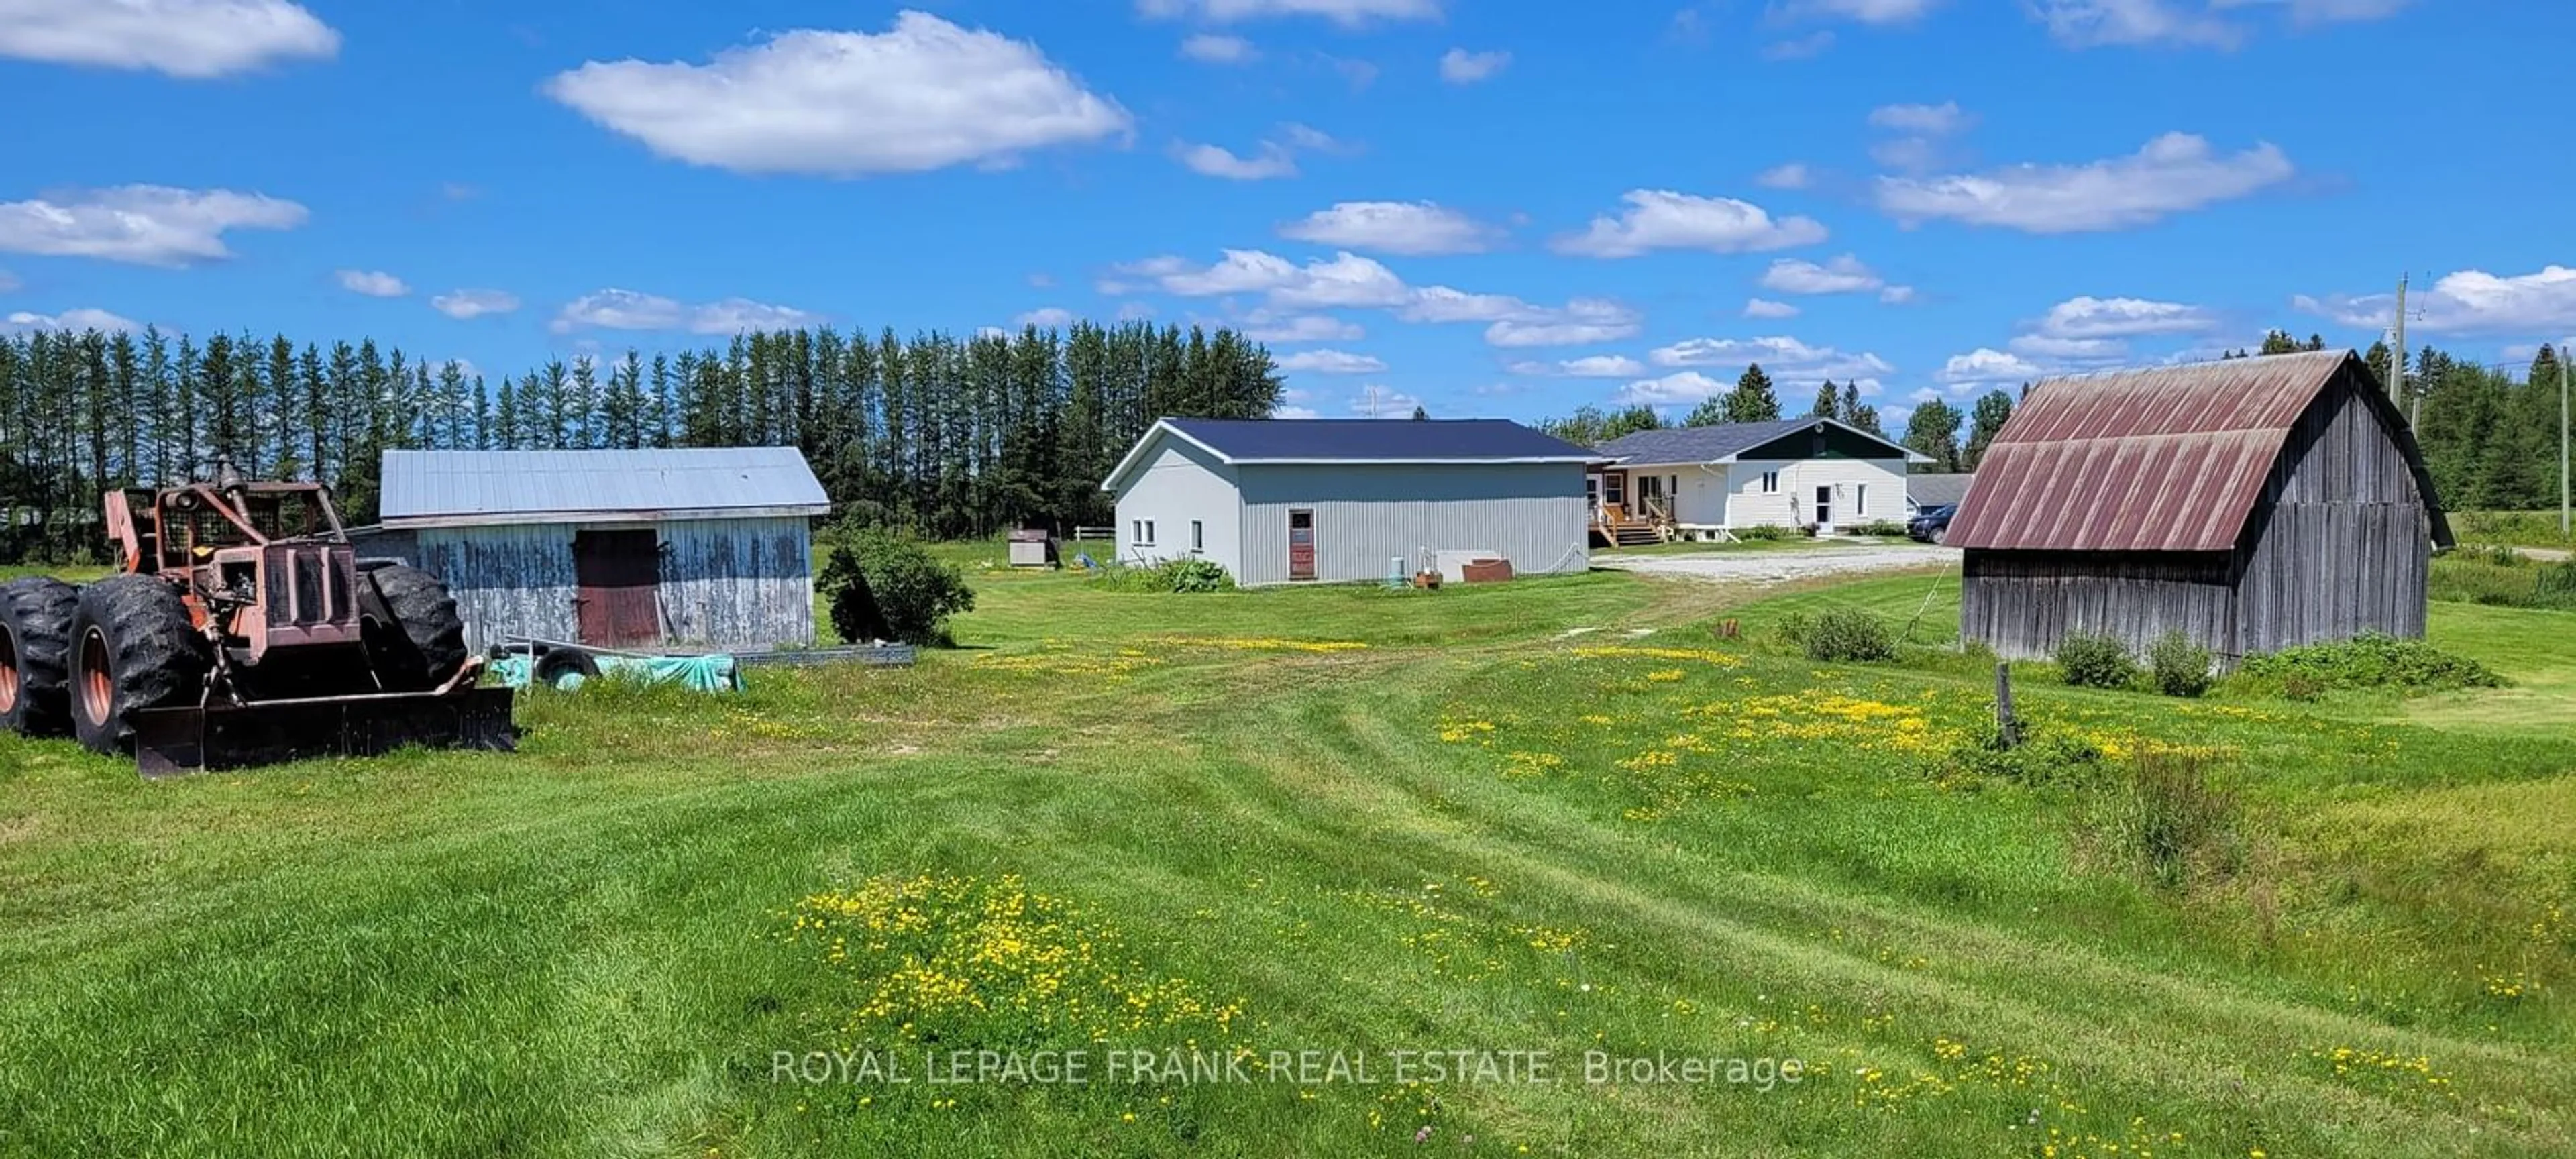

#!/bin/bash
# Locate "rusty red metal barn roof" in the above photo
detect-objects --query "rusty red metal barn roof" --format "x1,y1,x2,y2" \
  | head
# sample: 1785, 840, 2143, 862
1945, 350, 2449, 553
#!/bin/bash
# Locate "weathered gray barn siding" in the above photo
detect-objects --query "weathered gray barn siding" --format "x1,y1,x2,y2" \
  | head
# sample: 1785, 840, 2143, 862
1960, 551, 2237, 662
1959, 363, 2438, 666
1235, 463, 1588, 585
414, 516, 814, 653
2231, 384, 2431, 653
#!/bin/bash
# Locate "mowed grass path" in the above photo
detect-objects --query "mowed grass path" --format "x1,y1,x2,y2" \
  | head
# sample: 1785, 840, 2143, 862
0, 553, 2569, 1157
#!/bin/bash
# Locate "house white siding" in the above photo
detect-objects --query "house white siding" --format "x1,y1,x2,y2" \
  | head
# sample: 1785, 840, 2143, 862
1236, 463, 1588, 585
1719, 457, 1909, 531
1109, 437, 1244, 577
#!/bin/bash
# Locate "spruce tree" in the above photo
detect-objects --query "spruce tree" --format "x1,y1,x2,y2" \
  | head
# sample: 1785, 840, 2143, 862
1726, 363, 1781, 423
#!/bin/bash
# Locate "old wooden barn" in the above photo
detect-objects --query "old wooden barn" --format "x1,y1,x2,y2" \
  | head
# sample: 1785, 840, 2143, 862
368, 447, 831, 653
1948, 351, 2453, 665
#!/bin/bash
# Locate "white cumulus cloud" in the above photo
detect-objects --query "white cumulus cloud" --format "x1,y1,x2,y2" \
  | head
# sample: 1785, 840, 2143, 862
335, 269, 408, 298
2295, 265, 2576, 335
1744, 298, 1801, 319
553, 290, 821, 335
1875, 133, 2293, 233
1277, 348, 1387, 374
430, 290, 520, 320
0, 185, 305, 266
545, 12, 1131, 177
1484, 299, 1642, 348
3, 306, 140, 333
1013, 307, 1076, 328
2033, 294, 2220, 338
1939, 347, 2049, 388
1438, 47, 1511, 83
1553, 190, 1827, 258
2030, 0, 2243, 48
1760, 254, 1886, 295
1613, 370, 1728, 406
0, 0, 337, 78
1647, 335, 1894, 386
1277, 201, 1499, 256
1173, 140, 1299, 180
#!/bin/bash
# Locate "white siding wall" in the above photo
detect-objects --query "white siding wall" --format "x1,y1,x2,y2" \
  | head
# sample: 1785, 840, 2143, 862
1109, 438, 1244, 577
1719, 457, 1909, 531
414, 515, 814, 653
1236, 463, 1588, 586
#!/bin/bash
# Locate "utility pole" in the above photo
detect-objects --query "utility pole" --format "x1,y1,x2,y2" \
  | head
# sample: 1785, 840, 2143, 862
2561, 349, 2569, 538
2393, 274, 2412, 425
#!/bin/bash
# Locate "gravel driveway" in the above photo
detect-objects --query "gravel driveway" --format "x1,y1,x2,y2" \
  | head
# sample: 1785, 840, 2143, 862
1595, 543, 1960, 584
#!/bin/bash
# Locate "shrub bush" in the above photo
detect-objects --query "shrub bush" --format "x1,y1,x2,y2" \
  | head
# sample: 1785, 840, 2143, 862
2237, 632, 2502, 693
2147, 631, 2214, 698
1801, 607, 1896, 663
1845, 519, 1910, 537
1937, 717, 2108, 789
817, 526, 977, 647
2054, 632, 2139, 689
1091, 557, 1237, 594
1733, 524, 1798, 541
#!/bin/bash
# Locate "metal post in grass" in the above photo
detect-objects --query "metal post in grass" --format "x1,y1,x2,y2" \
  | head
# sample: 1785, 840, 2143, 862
1994, 662, 2020, 749
2560, 351, 2568, 539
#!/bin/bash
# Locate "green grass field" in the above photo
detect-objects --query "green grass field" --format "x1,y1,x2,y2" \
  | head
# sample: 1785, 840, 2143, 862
1, 555, 2570, 1157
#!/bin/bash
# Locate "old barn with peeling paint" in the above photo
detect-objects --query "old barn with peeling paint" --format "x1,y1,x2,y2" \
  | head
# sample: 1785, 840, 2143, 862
368, 447, 830, 653
1949, 351, 2453, 666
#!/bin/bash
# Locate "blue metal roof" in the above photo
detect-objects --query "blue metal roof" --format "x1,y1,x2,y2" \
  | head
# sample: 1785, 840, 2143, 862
1164, 417, 1596, 462
379, 447, 830, 527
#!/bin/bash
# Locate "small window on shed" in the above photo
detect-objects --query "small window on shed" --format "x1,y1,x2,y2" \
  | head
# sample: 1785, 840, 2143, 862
1134, 519, 1157, 546
1760, 470, 1780, 494
1856, 484, 1867, 514
1191, 520, 1204, 551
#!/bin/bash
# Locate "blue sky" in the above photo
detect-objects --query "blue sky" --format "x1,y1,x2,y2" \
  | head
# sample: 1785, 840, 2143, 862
3, 0, 2570, 429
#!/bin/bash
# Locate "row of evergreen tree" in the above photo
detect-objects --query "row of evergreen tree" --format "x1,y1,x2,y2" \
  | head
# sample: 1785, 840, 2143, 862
1539, 332, 2572, 514
0, 322, 1281, 563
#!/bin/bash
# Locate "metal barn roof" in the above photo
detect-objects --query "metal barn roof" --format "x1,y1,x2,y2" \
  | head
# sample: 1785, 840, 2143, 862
1945, 351, 2449, 553
1104, 417, 1594, 491
380, 447, 830, 529
1593, 417, 1923, 465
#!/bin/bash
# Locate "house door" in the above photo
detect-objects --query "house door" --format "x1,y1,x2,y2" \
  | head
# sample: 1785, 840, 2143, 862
1813, 485, 1834, 531
573, 529, 662, 646
1287, 510, 1316, 581
1601, 470, 1627, 517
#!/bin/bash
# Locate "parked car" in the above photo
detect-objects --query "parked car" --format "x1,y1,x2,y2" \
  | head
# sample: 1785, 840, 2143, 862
1907, 504, 1957, 543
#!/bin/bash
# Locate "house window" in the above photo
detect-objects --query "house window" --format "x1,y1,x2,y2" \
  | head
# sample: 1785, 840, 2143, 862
1191, 520, 1204, 551
1760, 470, 1780, 494
1856, 484, 1866, 515
1133, 519, 1156, 546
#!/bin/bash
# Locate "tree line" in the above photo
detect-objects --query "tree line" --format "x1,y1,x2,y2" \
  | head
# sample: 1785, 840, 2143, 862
1540, 333, 2573, 512
0, 322, 1281, 563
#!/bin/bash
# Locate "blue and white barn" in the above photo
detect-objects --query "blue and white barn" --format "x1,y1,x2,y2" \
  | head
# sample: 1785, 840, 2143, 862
1102, 418, 1597, 586
370, 447, 831, 653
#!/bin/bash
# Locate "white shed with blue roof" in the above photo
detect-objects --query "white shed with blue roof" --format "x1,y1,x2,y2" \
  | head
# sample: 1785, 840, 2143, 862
1100, 417, 1597, 586
372, 447, 831, 653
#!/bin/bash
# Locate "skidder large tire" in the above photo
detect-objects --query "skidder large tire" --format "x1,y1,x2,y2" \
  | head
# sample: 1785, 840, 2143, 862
0, 577, 80, 736
360, 564, 468, 692
69, 576, 208, 755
